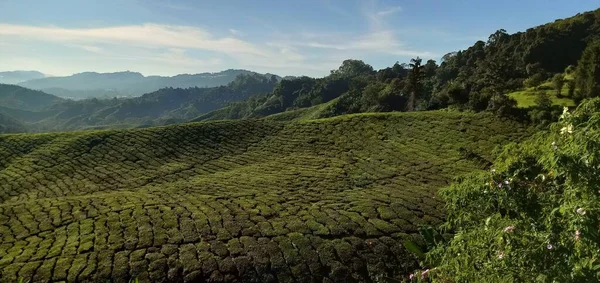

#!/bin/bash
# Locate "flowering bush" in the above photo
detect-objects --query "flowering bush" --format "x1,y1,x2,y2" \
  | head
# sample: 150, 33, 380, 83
416, 99, 600, 282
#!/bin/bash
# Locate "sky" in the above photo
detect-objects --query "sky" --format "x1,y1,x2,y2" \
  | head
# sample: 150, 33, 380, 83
0, 0, 598, 77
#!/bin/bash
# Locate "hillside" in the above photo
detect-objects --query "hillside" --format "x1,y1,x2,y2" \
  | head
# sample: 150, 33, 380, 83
192, 9, 600, 125
0, 112, 26, 134
0, 111, 531, 282
18, 70, 281, 99
0, 74, 278, 132
0, 84, 63, 112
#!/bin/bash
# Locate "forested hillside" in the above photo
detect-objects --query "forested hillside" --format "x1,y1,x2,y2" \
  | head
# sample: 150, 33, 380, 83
1, 74, 278, 132
0, 111, 531, 282
0, 112, 26, 134
0, 84, 63, 111
196, 8, 600, 124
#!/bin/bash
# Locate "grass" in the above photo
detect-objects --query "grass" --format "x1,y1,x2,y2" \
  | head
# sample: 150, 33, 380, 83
0, 111, 532, 282
507, 81, 576, 108
264, 99, 338, 122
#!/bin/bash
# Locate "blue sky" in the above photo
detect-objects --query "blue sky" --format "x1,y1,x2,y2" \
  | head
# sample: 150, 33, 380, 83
0, 0, 598, 77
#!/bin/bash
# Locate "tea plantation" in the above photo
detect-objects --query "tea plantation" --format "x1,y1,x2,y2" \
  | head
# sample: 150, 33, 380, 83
0, 111, 531, 282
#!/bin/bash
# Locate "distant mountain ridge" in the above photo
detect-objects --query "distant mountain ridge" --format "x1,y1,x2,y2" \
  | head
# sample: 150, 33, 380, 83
0, 73, 279, 132
0, 71, 45, 85
18, 69, 280, 99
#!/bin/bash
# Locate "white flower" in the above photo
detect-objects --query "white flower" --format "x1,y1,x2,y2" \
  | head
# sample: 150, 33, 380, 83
560, 107, 570, 120
552, 141, 558, 150
491, 168, 496, 173
575, 230, 581, 241
547, 244, 553, 250
503, 226, 515, 232
577, 208, 586, 215
498, 252, 505, 259
560, 124, 574, 135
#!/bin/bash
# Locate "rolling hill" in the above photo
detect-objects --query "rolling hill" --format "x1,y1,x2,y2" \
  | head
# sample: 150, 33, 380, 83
0, 84, 63, 112
18, 70, 281, 99
0, 112, 26, 134
0, 111, 531, 282
0, 74, 278, 133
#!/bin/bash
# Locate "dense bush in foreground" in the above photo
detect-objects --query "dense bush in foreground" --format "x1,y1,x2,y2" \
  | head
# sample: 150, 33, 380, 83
416, 98, 600, 282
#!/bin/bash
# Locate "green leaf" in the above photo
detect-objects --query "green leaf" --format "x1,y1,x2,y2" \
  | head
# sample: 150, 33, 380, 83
403, 240, 426, 260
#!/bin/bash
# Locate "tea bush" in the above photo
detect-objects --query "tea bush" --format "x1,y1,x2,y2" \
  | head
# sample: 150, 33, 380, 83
0, 111, 530, 282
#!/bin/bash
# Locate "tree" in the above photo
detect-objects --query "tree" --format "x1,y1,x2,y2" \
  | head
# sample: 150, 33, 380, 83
524, 73, 545, 89
330, 59, 374, 78
526, 62, 543, 76
406, 57, 425, 111
446, 83, 469, 105
424, 59, 438, 78
567, 80, 576, 97
535, 91, 552, 109
551, 74, 565, 96
575, 40, 600, 100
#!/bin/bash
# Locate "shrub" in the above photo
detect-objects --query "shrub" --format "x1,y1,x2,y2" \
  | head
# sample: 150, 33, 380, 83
416, 98, 600, 282
524, 73, 545, 89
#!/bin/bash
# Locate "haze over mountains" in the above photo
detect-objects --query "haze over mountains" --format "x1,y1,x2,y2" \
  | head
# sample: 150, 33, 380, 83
0, 71, 45, 85
0, 69, 279, 100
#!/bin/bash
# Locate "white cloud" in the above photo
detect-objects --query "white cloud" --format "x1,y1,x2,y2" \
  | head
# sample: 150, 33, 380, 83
376, 6, 402, 17
75, 45, 104, 53
0, 23, 266, 57
275, 30, 434, 58
0, 17, 434, 77
229, 29, 242, 36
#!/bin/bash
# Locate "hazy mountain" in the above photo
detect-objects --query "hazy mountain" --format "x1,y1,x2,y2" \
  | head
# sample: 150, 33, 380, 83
18, 69, 280, 99
0, 71, 45, 84
1, 73, 279, 132
0, 84, 64, 111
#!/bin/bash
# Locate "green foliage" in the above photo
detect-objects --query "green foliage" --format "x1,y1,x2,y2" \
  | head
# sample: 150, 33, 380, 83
420, 98, 600, 282
524, 73, 546, 89
0, 112, 26, 134
552, 73, 566, 96
508, 86, 576, 109
0, 84, 63, 111
575, 40, 600, 100
0, 111, 531, 282
406, 58, 426, 111
198, 60, 413, 122
535, 91, 553, 109
7, 73, 278, 132
330, 59, 375, 78
568, 80, 577, 97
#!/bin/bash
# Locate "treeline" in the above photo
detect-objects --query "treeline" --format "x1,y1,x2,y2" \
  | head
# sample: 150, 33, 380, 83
201, 8, 600, 124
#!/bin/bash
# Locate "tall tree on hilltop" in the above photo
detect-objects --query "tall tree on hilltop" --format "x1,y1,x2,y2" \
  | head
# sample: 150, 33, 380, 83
406, 57, 425, 111
575, 40, 600, 100
330, 59, 374, 78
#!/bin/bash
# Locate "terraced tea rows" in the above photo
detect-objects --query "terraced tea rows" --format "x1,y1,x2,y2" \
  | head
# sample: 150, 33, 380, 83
0, 111, 531, 282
